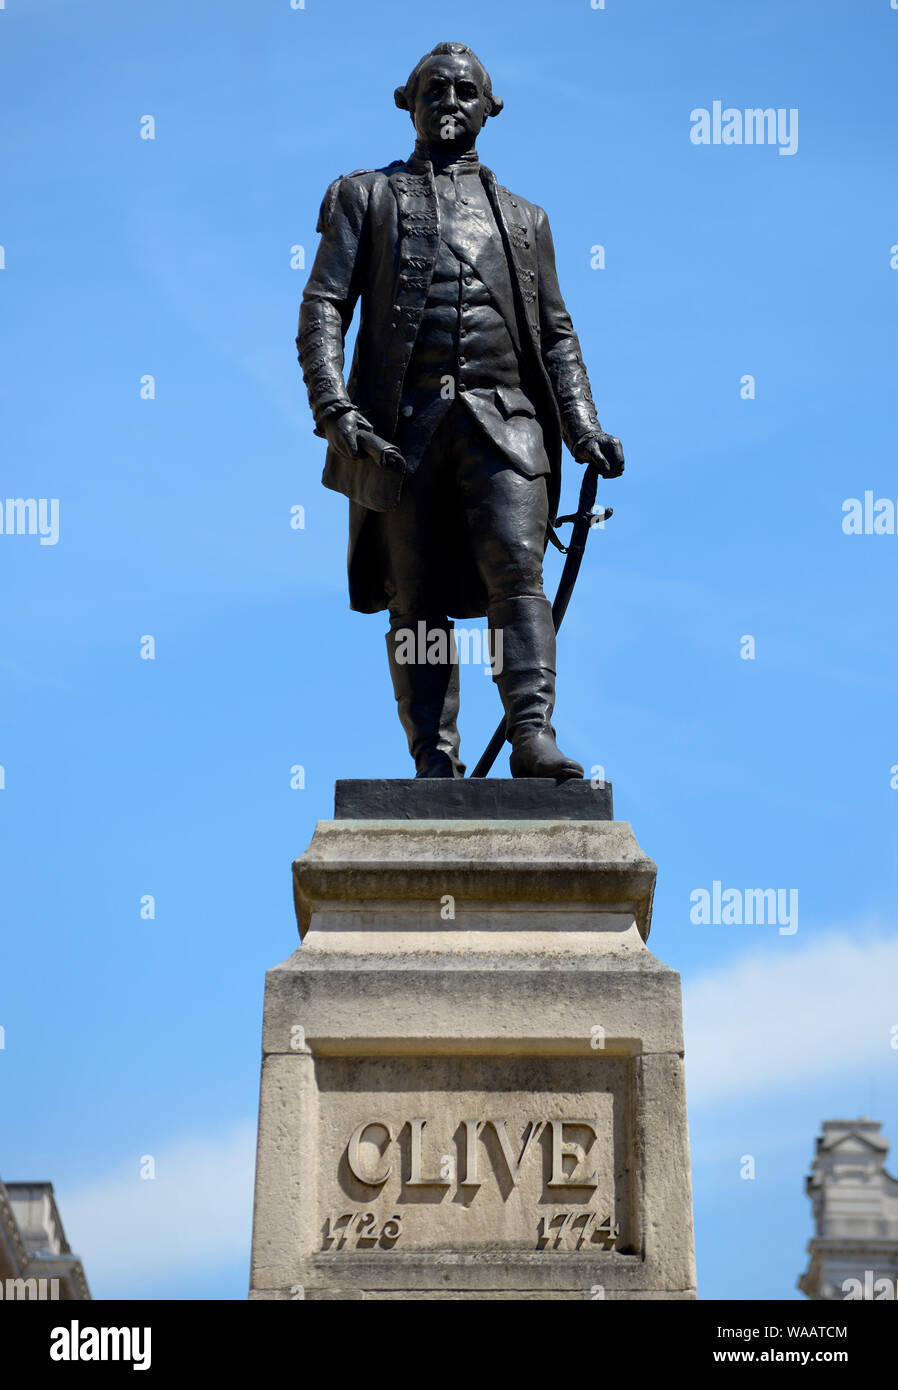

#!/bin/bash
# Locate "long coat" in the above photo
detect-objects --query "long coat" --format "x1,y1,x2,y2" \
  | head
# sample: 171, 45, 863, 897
297, 153, 603, 616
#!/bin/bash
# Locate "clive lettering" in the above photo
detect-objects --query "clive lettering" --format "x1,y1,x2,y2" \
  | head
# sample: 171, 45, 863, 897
344, 1117, 600, 1190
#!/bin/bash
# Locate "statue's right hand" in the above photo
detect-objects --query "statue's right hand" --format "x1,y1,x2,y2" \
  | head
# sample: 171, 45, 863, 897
323, 408, 373, 459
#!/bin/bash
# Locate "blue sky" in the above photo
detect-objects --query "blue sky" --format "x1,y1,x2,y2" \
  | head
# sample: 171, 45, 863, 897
1, 0, 896, 1299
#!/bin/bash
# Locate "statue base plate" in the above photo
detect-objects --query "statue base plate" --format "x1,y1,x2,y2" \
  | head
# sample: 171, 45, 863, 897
334, 777, 613, 821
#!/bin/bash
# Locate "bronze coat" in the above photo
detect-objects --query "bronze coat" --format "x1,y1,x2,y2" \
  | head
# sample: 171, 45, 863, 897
297, 155, 602, 615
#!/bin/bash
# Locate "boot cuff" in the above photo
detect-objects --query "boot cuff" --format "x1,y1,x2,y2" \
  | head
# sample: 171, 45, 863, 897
487, 596, 556, 675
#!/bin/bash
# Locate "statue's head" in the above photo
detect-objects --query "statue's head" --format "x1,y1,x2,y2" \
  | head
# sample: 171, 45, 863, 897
395, 42, 503, 150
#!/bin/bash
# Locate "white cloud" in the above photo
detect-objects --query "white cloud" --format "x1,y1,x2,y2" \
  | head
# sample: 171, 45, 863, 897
683, 927, 898, 1105
59, 1121, 256, 1297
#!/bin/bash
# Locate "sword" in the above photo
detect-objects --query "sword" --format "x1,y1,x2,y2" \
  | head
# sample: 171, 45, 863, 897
469, 458, 613, 778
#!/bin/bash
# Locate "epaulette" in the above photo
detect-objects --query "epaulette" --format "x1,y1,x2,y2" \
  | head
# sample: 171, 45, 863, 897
345, 160, 405, 179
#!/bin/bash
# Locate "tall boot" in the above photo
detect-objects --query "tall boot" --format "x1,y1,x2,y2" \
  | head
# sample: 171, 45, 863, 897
488, 595, 584, 780
386, 619, 465, 778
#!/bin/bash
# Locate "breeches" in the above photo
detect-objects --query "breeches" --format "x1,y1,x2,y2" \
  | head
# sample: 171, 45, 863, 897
379, 400, 549, 620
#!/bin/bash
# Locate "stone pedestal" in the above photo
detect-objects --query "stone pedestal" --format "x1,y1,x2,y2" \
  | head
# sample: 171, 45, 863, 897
249, 783, 696, 1300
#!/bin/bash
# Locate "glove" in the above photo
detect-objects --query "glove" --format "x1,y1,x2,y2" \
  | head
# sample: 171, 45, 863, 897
573, 431, 625, 478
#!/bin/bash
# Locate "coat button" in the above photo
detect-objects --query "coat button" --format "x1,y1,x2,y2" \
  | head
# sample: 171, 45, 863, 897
458, 383, 467, 393
401, 405, 413, 417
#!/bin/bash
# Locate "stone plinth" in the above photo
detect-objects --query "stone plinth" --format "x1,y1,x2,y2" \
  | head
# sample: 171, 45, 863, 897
249, 783, 696, 1300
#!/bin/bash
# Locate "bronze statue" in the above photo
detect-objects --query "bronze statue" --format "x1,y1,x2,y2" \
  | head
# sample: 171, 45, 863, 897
297, 41, 624, 779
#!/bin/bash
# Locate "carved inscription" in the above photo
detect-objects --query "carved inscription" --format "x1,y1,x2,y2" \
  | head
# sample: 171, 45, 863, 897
537, 1211, 621, 1249
346, 1117, 601, 1189
322, 1210, 402, 1247
315, 1056, 631, 1255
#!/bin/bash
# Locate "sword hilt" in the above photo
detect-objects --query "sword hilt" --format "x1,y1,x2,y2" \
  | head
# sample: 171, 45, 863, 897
554, 505, 613, 528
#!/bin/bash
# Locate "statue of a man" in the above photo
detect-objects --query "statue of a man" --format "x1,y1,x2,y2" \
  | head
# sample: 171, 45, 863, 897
297, 41, 624, 779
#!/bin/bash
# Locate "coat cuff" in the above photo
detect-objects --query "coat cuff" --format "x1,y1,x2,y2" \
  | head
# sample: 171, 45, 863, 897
313, 399, 354, 438
570, 425, 604, 457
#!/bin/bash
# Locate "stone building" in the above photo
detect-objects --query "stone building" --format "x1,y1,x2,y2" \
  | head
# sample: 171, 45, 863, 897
0, 1178, 90, 1300
799, 1119, 898, 1300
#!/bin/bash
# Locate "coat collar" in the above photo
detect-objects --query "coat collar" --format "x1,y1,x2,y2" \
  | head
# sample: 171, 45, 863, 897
406, 142, 482, 177
402, 150, 503, 205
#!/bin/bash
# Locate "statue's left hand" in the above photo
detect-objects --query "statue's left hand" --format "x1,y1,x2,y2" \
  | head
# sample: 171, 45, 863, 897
574, 432, 625, 478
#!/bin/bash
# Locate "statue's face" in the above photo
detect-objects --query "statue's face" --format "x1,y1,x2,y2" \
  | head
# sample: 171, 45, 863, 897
411, 53, 490, 148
